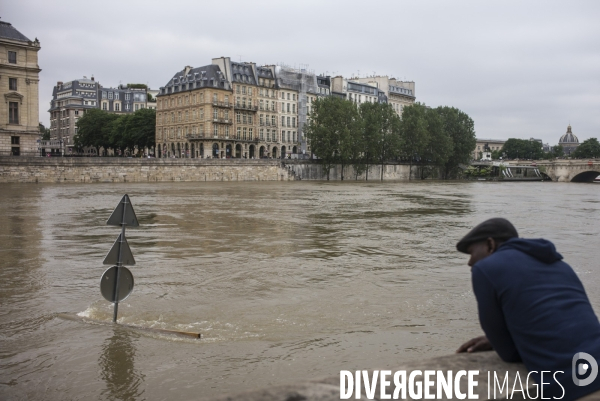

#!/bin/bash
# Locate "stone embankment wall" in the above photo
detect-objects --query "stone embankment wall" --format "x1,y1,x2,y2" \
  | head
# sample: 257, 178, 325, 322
286, 161, 418, 181
0, 157, 292, 183
0, 157, 422, 183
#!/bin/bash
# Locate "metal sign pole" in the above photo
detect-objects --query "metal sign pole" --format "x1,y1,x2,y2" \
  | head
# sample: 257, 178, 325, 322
112, 199, 127, 323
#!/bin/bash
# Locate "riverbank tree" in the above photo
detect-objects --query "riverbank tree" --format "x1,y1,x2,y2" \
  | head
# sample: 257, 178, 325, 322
501, 138, 543, 160
306, 98, 474, 180
572, 138, 600, 158
74, 108, 156, 156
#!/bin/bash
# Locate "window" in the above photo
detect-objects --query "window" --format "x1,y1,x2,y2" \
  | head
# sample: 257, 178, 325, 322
102, 91, 107, 99
293, 94, 296, 101
243, 114, 247, 124
260, 100, 264, 110
185, 111, 189, 121
267, 129, 271, 142
281, 116, 285, 126
213, 109, 218, 120
213, 93, 217, 103
236, 112, 241, 123
248, 88, 252, 96
249, 128, 253, 140
242, 86, 247, 95
248, 115, 253, 124
9, 78, 17, 91
115, 93, 119, 100
237, 127, 241, 139
11, 136, 20, 145
292, 104, 296, 113
287, 103, 290, 112
236, 85, 240, 94
8, 51, 17, 64
287, 93, 290, 100
200, 108, 204, 119
102, 102, 108, 111
178, 112, 182, 122
281, 130, 285, 141
260, 114, 264, 124
287, 131, 291, 142
224, 110, 229, 120
243, 127, 247, 140
225, 95, 229, 105
115, 103, 120, 111
260, 129, 264, 140
287, 117, 290, 127
272, 116, 276, 126
225, 126, 230, 138
292, 117, 296, 127
214, 125, 219, 137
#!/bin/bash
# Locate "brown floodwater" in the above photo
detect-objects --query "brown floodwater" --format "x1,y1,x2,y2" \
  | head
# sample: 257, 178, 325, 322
0, 181, 599, 400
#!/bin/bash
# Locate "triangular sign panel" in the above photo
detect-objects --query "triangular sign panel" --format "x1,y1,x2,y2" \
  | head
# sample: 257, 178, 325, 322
106, 194, 139, 227
103, 233, 136, 265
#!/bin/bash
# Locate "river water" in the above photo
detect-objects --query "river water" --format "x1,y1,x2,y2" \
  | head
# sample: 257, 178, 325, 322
0, 181, 599, 400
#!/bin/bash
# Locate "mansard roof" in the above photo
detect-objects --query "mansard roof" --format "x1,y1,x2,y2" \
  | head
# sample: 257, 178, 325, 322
161, 64, 230, 92
0, 21, 31, 42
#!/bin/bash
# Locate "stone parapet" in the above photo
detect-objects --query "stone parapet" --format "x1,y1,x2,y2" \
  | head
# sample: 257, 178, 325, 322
0, 157, 424, 183
0, 157, 293, 183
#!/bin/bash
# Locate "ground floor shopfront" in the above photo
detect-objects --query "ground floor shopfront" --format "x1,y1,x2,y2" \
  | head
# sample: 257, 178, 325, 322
157, 140, 300, 159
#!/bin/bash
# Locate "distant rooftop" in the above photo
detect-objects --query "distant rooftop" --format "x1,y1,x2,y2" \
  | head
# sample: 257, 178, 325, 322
0, 20, 31, 42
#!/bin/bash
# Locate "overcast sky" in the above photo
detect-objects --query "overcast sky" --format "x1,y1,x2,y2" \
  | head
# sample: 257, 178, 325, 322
4, 0, 599, 144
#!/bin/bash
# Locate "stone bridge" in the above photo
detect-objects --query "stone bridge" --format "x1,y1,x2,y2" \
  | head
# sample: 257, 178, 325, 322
506, 159, 600, 182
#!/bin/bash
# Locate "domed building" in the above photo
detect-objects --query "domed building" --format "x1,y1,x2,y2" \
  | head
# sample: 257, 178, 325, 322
558, 125, 579, 155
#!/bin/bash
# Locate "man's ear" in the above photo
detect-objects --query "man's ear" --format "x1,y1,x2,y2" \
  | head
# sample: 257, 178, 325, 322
487, 237, 497, 254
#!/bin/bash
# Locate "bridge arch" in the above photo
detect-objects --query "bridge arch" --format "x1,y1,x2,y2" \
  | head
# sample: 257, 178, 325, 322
571, 171, 600, 183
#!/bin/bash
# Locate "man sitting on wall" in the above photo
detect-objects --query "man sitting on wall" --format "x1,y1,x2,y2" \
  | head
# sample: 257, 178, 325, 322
456, 218, 600, 400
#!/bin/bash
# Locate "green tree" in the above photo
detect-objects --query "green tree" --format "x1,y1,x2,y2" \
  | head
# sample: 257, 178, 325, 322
74, 109, 118, 155
572, 138, 600, 158
501, 138, 543, 160
552, 145, 564, 158
39, 122, 50, 140
419, 107, 453, 179
359, 102, 402, 180
304, 97, 360, 180
491, 149, 502, 160
435, 106, 476, 179
400, 103, 429, 180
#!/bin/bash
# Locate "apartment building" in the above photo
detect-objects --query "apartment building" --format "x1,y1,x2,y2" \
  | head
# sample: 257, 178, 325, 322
0, 20, 41, 156
48, 78, 150, 153
353, 76, 415, 115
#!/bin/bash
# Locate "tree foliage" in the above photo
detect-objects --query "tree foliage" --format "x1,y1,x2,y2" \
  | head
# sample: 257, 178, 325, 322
39, 122, 50, 140
306, 98, 475, 180
436, 106, 476, 179
572, 138, 600, 159
74, 108, 156, 156
501, 138, 543, 160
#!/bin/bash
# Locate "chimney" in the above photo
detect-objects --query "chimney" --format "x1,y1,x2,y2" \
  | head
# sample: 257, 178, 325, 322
91, 76, 95, 81
57, 81, 63, 86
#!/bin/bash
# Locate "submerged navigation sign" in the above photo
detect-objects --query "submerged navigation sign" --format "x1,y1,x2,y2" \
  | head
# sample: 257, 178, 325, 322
102, 194, 139, 323
101, 266, 134, 302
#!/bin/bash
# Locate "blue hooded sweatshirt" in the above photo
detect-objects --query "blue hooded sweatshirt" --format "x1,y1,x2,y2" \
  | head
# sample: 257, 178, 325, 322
472, 238, 600, 400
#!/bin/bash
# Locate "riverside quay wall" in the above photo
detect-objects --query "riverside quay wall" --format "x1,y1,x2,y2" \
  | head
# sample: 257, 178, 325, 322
0, 157, 419, 183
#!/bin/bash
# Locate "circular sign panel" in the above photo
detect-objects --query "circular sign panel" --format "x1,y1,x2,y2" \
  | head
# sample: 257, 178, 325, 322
100, 266, 134, 303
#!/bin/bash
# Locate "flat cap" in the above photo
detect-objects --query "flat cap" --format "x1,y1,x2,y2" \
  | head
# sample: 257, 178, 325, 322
456, 218, 518, 253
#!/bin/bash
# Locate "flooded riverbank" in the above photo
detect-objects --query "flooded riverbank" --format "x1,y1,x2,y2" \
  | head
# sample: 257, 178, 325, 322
1, 181, 598, 400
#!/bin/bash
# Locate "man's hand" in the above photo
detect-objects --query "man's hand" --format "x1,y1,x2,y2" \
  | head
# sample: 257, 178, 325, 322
457, 336, 493, 353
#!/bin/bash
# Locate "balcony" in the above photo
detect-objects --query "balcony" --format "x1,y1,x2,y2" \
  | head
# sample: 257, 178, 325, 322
259, 121, 277, 128
212, 101, 232, 108
185, 133, 205, 140
212, 118, 233, 124
234, 104, 258, 111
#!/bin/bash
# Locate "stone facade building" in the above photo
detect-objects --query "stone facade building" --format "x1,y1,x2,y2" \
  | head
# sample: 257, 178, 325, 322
256, 66, 279, 158
48, 79, 150, 154
0, 20, 41, 157
473, 138, 506, 160
353, 76, 415, 115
